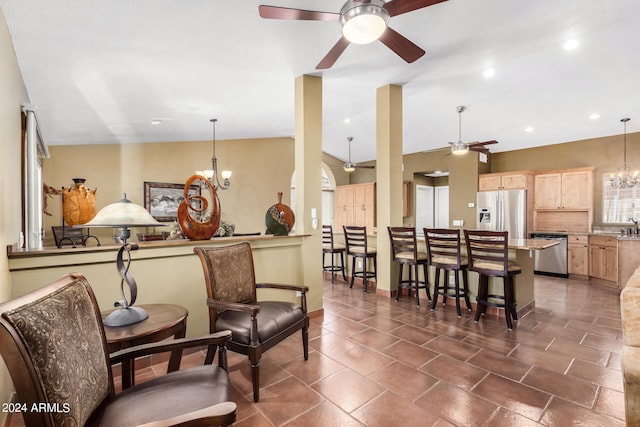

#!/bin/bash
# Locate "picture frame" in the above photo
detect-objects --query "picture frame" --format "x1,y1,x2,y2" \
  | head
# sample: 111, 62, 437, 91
144, 181, 200, 222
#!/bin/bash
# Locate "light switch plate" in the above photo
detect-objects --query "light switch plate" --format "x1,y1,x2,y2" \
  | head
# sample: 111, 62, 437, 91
453, 220, 464, 226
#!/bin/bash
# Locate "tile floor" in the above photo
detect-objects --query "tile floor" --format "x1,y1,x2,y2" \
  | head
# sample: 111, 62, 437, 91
123, 274, 626, 426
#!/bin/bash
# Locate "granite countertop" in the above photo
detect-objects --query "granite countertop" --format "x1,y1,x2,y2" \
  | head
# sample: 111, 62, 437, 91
509, 238, 559, 251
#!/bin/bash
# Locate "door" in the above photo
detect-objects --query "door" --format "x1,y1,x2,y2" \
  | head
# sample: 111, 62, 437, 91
435, 186, 449, 228
415, 185, 434, 235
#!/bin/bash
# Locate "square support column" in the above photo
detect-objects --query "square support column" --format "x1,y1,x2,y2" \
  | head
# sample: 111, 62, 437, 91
294, 74, 323, 312
376, 84, 403, 295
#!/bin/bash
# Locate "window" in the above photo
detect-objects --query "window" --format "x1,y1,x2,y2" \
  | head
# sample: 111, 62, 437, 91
602, 174, 640, 223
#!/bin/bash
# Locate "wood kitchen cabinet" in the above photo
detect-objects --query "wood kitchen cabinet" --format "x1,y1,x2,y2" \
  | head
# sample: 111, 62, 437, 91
567, 234, 588, 276
589, 234, 618, 287
335, 183, 376, 231
478, 171, 533, 191
534, 168, 593, 210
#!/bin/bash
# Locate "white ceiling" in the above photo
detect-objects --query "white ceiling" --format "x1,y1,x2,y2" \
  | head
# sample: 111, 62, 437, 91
2, 0, 640, 163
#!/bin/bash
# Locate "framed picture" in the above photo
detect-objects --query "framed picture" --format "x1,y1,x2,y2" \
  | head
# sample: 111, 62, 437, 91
144, 181, 200, 222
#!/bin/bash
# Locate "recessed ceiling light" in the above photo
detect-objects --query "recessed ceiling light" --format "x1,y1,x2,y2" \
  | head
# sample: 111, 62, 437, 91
344, 118, 351, 124
150, 118, 174, 125
483, 68, 495, 78
589, 113, 600, 120
525, 126, 534, 133
563, 39, 579, 50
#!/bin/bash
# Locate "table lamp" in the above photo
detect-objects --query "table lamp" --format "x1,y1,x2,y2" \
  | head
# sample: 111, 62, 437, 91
83, 194, 166, 326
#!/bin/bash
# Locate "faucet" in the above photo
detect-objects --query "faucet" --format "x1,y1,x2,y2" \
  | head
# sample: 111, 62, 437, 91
631, 217, 639, 234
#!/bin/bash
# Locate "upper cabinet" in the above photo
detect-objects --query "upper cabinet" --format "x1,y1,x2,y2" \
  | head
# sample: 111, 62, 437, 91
533, 167, 594, 233
478, 171, 533, 191
534, 168, 593, 210
335, 182, 376, 231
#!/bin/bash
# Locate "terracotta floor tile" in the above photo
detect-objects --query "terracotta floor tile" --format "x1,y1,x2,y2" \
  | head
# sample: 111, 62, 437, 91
426, 334, 481, 361
321, 317, 371, 338
380, 339, 439, 368
330, 343, 393, 376
358, 313, 406, 332
281, 350, 347, 385
312, 370, 384, 413
472, 373, 551, 421
595, 386, 626, 421
309, 331, 359, 358
462, 332, 519, 355
420, 354, 488, 391
352, 390, 441, 427
546, 337, 611, 366
349, 328, 400, 350
582, 333, 624, 354
257, 376, 324, 426
283, 401, 364, 427
416, 382, 498, 427
485, 407, 543, 426
508, 342, 574, 374
389, 324, 439, 345
540, 397, 625, 426
567, 359, 624, 393
468, 348, 532, 381
368, 361, 438, 400
521, 366, 598, 408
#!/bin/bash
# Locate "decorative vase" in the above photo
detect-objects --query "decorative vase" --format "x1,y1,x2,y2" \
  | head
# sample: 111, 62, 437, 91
62, 178, 97, 225
177, 175, 221, 240
265, 192, 295, 236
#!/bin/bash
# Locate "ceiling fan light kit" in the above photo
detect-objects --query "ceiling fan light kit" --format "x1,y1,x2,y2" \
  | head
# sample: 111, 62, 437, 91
446, 105, 498, 156
340, 0, 389, 44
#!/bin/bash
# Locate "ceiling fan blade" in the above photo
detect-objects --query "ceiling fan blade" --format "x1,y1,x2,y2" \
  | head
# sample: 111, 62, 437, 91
383, 0, 448, 17
469, 147, 490, 153
469, 140, 498, 147
316, 37, 350, 69
258, 5, 339, 21
354, 165, 375, 169
378, 27, 425, 63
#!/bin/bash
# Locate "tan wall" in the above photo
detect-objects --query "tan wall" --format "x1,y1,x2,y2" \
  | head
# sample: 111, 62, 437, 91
0, 7, 30, 419
489, 132, 640, 227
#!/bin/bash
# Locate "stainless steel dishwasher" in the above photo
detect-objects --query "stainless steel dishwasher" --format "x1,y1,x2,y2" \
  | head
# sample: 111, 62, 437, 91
530, 233, 568, 278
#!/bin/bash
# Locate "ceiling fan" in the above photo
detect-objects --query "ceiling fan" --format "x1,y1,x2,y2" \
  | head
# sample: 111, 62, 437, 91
335, 137, 375, 172
447, 106, 498, 155
258, 0, 448, 69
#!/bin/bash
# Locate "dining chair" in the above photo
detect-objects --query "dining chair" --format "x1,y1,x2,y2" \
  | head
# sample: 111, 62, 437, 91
343, 225, 377, 293
0, 273, 236, 427
194, 241, 309, 402
424, 228, 471, 317
322, 225, 347, 284
387, 227, 431, 306
464, 230, 522, 329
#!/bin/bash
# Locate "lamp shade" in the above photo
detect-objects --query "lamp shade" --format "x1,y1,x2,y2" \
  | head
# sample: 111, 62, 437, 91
84, 196, 163, 227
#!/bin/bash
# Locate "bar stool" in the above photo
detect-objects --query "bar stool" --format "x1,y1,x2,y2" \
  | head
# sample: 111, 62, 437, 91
343, 225, 377, 293
322, 225, 346, 284
388, 227, 431, 306
464, 230, 522, 330
424, 228, 471, 317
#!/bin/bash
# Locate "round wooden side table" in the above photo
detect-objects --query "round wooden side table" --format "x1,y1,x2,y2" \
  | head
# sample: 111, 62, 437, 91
102, 303, 188, 389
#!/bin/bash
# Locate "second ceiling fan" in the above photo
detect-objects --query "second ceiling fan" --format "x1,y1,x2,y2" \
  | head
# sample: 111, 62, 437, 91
336, 137, 375, 172
447, 106, 498, 155
259, 0, 448, 69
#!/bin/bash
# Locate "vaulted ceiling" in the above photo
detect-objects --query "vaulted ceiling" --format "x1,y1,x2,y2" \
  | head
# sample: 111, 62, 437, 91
1, 0, 639, 163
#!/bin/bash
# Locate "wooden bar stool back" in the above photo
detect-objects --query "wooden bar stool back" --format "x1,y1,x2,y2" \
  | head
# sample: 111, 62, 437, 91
322, 225, 347, 284
463, 230, 522, 329
388, 227, 431, 306
343, 225, 377, 293
424, 228, 471, 316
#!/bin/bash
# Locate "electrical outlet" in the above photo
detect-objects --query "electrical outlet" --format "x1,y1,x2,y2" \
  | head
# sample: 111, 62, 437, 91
453, 220, 464, 226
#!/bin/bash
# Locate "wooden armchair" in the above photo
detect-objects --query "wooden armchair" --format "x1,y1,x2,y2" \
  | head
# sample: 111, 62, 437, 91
194, 241, 309, 402
0, 273, 236, 427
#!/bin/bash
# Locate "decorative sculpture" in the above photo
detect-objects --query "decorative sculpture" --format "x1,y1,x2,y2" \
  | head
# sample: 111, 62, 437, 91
43, 183, 61, 216
62, 178, 97, 225
265, 192, 295, 236
177, 174, 221, 240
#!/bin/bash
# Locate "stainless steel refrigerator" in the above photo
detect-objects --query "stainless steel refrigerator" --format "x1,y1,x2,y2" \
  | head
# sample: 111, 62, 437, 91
476, 189, 527, 239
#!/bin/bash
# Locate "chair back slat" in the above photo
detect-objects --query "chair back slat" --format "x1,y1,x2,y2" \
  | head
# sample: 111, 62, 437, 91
343, 226, 369, 253
387, 227, 418, 261
424, 228, 462, 267
322, 225, 334, 246
464, 230, 510, 276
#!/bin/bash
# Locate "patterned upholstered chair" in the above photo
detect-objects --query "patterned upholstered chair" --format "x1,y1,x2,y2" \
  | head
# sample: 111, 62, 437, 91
0, 273, 236, 427
194, 241, 309, 402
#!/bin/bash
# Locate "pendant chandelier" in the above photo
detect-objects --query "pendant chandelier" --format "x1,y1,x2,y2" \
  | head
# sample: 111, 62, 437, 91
610, 117, 638, 188
197, 118, 232, 190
